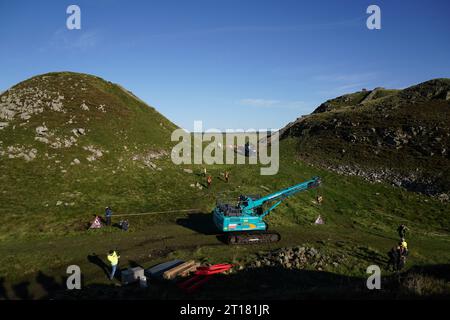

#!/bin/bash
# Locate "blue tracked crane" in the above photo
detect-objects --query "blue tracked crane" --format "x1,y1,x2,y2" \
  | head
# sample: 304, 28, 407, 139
212, 176, 321, 244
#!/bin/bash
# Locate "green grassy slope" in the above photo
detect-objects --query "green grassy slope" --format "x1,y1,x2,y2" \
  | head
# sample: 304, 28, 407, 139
0, 138, 449, 299
0, 73, 448, 299
0, 72, 183, 238
280, 79, 450, 196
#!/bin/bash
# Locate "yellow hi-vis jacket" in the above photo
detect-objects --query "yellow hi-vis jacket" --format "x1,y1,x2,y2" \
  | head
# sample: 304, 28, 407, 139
107, 251, 120, 266
401, 241, 408, 249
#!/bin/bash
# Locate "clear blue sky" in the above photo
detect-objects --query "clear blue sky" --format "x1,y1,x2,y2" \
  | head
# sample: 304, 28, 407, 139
1, 0, 449, 131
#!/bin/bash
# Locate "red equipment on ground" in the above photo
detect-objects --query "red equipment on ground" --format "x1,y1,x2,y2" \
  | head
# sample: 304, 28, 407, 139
178, 264, 233, 293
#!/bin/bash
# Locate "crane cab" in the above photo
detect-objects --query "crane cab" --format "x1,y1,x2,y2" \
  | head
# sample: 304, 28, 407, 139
212, 196, 267, 232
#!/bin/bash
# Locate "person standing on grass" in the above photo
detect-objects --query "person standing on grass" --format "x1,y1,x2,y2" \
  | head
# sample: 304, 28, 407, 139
203, 167, 207, 177
316, 195, 323, 204
397, 224, 408, 239
397, 249, 407, 271
395, 245, 403, 271
207, 175, 212, 188
107, 250, 120, 280
387, 246, 399, 271
224, 171, 230, 183
400, 238, 408, 257
397, 242, 410, 271
105, 206, 112, 226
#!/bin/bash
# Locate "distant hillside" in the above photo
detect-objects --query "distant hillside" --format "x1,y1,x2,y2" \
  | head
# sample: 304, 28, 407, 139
280, 79, 450, 198
0, 72, 188, 233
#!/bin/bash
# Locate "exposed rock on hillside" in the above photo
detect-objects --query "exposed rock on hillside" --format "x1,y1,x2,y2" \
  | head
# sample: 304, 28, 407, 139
247, 246, 340, 271
0, 71, 178, 216
280, 79, 450, 197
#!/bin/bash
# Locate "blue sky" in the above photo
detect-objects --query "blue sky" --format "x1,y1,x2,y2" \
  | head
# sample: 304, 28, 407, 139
1, 0, 449, 131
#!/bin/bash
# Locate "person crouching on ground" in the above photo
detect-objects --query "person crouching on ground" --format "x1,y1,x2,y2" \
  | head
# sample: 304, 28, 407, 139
107, 250, 120, 280
119, 220, 129, 231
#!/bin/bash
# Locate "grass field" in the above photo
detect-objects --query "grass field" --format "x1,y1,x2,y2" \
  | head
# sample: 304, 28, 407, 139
1, 138, 449, 299
1, 73, 448, 299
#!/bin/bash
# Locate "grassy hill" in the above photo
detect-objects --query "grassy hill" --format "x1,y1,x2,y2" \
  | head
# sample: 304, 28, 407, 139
0, 73, 449, 299
0, 72, 190, 238
279, 79, 450, 197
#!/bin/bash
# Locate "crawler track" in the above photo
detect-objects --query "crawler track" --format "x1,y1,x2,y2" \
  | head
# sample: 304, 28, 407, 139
226, 230, 281, 245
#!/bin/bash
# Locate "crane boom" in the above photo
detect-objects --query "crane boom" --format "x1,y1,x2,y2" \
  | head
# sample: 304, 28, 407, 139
239, 176, 321, 217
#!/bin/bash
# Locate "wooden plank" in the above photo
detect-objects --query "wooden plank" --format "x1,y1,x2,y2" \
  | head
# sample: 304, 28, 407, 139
179, 263, 200, 278
163, 260, 195, 280
145, 259, 184, 279
163, 260, 196, 280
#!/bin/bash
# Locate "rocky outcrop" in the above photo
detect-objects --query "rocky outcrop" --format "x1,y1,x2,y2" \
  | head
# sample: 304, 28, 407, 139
0, 86, 65, 123
83, 145, 104, 162
247, 246, 342, 271
6, 145, 38, 162
280, 78, 450, 197
131, 149, 168, 170
324, 164, 448, 199
360, 87, 385, 104
400, 79, 450, 101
